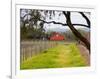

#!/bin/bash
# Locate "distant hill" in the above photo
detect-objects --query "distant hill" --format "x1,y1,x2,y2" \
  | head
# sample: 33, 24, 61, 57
45, 26, 90, 41
45, 26, 90, 33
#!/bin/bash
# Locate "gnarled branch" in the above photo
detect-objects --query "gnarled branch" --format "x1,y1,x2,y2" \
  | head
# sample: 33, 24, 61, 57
39, 19, 90, 28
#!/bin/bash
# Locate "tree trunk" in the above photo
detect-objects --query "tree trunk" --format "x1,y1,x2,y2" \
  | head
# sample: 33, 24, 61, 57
63, 11, 90, 53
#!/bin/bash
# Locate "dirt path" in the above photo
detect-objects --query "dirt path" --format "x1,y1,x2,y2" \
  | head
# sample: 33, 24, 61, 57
77, 44, 90, 66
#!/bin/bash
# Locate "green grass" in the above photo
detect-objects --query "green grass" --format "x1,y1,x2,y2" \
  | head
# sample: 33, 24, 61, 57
20, 43, 87, 69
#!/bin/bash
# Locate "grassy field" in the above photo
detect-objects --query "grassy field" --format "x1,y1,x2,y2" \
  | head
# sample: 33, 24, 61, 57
20, 43, 87, 69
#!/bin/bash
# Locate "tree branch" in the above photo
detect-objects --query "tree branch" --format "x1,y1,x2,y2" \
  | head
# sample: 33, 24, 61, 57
79, 12, 90, 28
39, 19, 66, 26
39, 19, 90, 28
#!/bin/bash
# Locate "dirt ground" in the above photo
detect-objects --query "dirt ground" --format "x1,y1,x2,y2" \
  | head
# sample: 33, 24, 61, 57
77, 44, 90, 66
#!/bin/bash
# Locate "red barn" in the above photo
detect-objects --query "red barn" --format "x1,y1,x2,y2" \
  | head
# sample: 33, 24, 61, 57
50, 32, 65, 41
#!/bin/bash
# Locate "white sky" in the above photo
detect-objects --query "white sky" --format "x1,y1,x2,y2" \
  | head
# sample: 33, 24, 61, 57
21, 9, 90, 32
43, 11, 90, 32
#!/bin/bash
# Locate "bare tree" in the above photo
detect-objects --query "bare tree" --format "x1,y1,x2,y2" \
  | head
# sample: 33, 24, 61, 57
63, 11, 90, 53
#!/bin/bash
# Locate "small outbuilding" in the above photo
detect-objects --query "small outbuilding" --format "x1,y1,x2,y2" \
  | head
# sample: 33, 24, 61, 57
50, 32, 65, 41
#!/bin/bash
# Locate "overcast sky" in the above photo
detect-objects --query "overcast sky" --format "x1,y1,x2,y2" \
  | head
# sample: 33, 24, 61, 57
21, 9, 90, 32
43, 11, 90, 32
